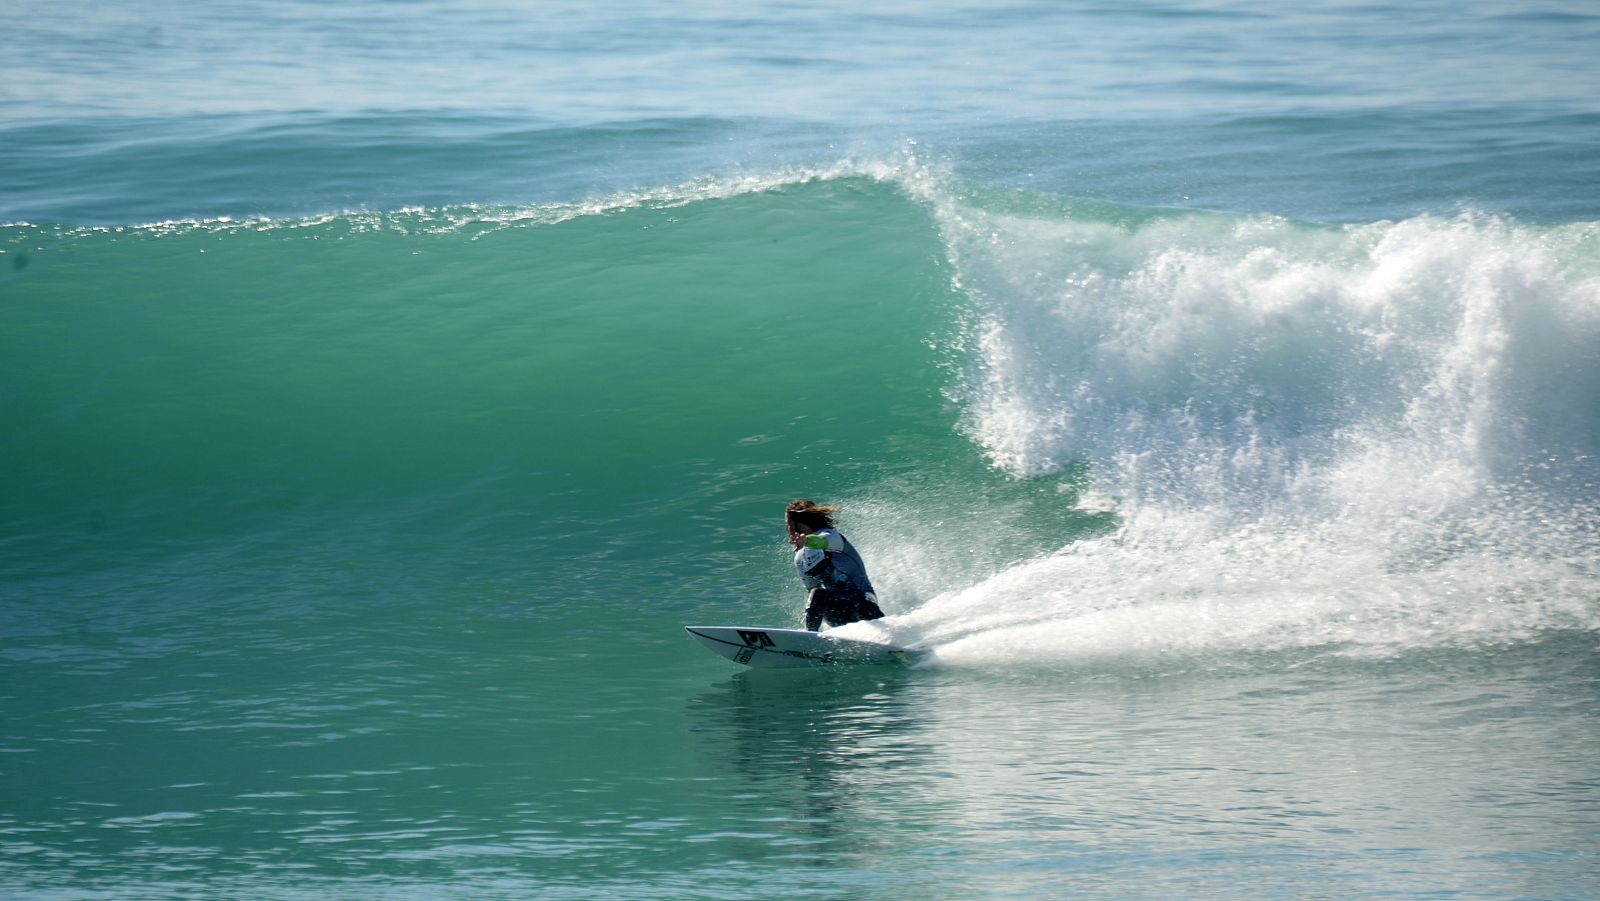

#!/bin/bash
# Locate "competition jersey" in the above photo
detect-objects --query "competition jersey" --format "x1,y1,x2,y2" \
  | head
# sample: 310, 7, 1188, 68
793, 527, 876, 596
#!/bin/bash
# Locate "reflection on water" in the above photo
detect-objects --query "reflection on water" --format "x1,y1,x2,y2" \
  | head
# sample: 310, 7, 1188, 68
684, 640, 1600, 899
684, 667, 947, 872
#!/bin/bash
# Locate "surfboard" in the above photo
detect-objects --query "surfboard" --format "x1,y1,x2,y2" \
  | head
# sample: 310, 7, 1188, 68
684, 626, 926, 669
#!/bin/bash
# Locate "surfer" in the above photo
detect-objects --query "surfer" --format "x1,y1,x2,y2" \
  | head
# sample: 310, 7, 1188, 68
785, 499, 885, 631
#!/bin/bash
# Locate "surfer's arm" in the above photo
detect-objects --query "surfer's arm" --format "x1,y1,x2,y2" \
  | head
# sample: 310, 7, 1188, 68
794, 532, 836, 589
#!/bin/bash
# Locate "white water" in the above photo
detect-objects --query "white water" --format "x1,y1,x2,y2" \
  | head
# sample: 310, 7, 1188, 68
843, 193, 1600, 666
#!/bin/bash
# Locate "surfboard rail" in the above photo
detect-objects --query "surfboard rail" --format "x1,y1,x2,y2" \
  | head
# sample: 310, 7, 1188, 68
684, 626, 925, 669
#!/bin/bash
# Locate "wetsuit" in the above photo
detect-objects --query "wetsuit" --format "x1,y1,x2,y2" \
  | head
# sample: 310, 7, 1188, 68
793, 527, 885, 631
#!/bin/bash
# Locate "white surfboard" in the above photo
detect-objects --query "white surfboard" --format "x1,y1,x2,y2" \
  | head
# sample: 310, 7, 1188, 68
684, 626, 926, 669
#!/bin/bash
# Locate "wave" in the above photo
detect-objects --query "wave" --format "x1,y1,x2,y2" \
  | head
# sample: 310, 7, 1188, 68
0, 166, 952, 592
4, 163, 1598, 663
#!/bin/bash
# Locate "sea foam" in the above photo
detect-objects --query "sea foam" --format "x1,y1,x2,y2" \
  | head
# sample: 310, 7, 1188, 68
843, 184, 1600, 666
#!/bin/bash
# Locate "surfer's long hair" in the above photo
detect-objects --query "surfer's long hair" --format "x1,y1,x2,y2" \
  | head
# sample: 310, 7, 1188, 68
785, 498, 838, 533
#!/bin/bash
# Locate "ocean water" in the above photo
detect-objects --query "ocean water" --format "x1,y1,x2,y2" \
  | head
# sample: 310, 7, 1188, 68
3, 2, 1600, 899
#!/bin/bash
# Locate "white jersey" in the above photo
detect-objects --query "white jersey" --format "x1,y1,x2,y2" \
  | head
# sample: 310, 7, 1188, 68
792, 527, 875, 596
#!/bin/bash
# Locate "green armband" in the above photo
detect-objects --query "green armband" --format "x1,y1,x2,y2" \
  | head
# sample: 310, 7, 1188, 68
804, 534, 830, 550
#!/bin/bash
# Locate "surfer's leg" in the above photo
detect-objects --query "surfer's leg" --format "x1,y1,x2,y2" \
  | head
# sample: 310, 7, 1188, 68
810, 589, 881, 628
833, 594, 882, 626
857, 594, 885, 622
803, 588, 829, 631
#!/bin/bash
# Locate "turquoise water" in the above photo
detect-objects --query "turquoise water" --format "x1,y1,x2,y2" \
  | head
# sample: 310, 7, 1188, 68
4, 3, 1600, 899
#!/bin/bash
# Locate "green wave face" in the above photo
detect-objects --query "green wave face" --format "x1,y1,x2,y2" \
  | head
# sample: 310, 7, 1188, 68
4, 172, 1598, 656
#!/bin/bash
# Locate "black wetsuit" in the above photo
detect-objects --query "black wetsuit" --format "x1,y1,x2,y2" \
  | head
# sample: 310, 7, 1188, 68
794, 528, 885, 630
